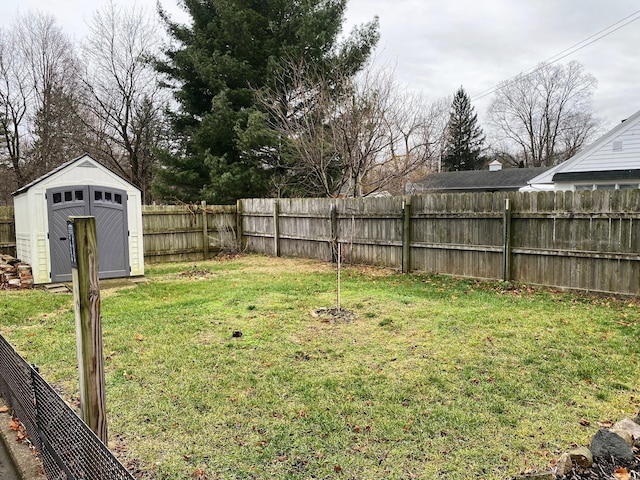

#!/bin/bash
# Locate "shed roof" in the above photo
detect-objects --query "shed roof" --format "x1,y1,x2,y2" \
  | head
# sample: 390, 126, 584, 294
412, 167, 551, 192
12, 154, 139, 196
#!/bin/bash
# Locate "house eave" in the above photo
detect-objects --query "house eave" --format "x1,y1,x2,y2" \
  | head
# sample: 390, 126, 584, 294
552, 169, 640, 182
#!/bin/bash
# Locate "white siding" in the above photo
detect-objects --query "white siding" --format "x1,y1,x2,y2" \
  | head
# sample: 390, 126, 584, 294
569, 121, 640, 173
127, 189, 145, 276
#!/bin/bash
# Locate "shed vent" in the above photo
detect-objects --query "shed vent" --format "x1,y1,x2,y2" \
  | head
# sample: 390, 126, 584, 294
612, 141, 623, 152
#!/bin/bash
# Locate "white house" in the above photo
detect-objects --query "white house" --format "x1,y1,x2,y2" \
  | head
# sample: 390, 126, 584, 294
12, 154, 144, 284
523, 108, 640, 192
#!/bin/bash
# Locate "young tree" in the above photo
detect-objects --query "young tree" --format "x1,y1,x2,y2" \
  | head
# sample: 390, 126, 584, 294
441, 86, 485, 171
153, 0, 379, 204
488, 61, 600, 167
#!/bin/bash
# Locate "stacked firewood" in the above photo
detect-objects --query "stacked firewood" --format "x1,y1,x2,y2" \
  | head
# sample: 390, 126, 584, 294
0, 255, 33, 289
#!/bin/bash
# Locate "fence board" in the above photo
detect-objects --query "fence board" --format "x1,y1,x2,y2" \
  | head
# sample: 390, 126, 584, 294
0, 206, 16, 256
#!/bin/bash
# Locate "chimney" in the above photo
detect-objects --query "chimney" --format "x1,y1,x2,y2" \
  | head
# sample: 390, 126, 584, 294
489, 160, 502, 172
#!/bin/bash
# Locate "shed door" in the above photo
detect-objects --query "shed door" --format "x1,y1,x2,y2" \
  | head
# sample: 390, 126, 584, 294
47, 186, 129, 282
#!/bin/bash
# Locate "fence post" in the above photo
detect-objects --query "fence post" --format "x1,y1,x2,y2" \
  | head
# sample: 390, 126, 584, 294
402, 196, 412, 274
201, 200, 209, 260
68, 216, 108, 444
503, 198, 512, 282
330, 203, 338, 263
236, 199, 244, 251
273, 200, 280, 257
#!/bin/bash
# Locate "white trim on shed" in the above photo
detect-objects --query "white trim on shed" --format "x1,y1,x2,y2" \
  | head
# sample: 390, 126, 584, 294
12, 154, 144, 284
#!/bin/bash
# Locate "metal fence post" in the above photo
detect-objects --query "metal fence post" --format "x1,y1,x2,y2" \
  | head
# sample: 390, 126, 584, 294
273, 200, 280, 257
503, 198, 512, 282
402, 196, 412, 274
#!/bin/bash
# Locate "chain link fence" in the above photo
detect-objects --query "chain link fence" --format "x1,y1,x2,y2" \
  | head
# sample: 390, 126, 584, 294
0, 334, 135, 480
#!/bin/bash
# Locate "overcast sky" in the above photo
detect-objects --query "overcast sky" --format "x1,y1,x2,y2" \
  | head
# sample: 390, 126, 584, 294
1, 0, 639, 131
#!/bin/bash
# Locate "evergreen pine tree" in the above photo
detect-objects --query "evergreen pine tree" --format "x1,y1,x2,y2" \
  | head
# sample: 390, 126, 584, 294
153, 0, 379, 204
442, 86, 485, 171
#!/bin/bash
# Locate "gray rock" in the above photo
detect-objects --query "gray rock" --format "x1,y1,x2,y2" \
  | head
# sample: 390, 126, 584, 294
610, 428, 633, 446
555, 453, 573, 475
568, 446, 593, 468
590, 428, 635, 462
612, 418, 640, 446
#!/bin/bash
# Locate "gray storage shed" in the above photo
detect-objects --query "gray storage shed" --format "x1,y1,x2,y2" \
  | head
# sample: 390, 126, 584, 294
12, 154, 144, 284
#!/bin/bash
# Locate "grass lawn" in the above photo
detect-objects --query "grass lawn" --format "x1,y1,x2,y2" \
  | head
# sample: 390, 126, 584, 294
1, 255, 639, 479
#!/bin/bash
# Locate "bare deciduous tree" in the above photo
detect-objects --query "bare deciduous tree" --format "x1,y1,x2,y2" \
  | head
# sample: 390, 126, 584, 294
259, 59, 446, 197
366, 95, 449, 195
488, 61, 601, 167
16, 12, 84, 174
0, 11, 80, 196
80, 1, 167, 201
0, 26, 31, 187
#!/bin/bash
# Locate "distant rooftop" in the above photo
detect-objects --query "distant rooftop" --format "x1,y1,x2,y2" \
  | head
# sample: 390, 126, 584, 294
409, 166, 552, 193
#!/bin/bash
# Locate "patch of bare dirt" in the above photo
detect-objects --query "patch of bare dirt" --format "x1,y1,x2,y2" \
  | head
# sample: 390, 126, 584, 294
311, 307, 356, 323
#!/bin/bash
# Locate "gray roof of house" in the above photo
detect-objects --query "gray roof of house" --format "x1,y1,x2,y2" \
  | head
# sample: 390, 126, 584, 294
412, 167, 552, 192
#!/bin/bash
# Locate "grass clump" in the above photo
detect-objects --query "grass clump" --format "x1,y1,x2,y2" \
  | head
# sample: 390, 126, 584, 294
1, 255, 639, 479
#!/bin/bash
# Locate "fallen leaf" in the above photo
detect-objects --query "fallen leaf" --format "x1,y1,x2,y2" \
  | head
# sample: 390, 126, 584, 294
9, 419, 21, 431
614, 467, 630, 480
334, 465, 342, 473
192, 468, 208, 479
579, 418, 590, 426
277, 455, 288, 462
0, 406, 9, 413
134, 333, 144, 342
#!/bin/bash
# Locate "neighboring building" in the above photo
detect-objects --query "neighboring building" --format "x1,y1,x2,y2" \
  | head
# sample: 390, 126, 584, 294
407, 162, 551, 194
12, 154, 144, 284
524, 108, 640, 192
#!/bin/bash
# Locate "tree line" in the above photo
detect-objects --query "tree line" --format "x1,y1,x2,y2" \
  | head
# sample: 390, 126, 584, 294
0, 0, 602, 205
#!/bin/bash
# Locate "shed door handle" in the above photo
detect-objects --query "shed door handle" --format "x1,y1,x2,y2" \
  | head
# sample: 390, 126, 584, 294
59, 237, 67, 241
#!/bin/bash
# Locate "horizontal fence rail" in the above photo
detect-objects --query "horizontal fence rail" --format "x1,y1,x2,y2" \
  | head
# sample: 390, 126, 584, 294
1, 190, 639, 294
0, 334, 135, 480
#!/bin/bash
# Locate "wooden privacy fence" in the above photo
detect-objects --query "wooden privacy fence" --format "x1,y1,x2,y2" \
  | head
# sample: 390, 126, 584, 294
0, 206, 16, 256
240, 191, 640, 295
1, 191, 639, 295
142, 203, 237, 263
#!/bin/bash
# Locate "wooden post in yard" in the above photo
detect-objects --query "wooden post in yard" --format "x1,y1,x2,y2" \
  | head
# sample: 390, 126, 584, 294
68, 216, 108, 444
201, 200, 209, 260
402, 196, 412, 274
273, 200, 280, 257
503, 198, 512, 282
236, 199, 244, 252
